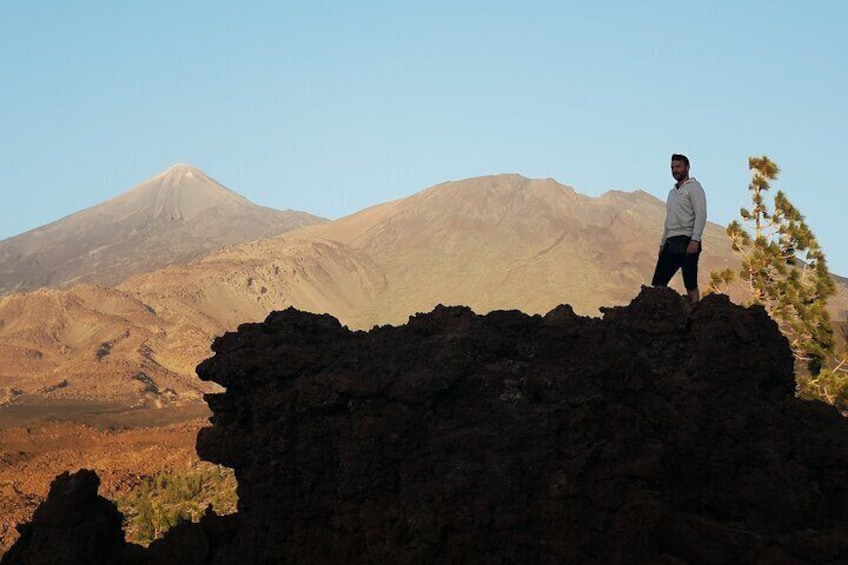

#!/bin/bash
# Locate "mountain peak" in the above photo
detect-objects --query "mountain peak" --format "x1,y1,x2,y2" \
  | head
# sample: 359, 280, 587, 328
0, 162, 325, 295
116, 164, 248, 220
167, 162, 198, 171
155, 163, 211, 185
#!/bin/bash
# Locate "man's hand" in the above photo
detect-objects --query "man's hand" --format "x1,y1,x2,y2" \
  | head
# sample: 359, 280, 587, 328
686, 240, 700, 255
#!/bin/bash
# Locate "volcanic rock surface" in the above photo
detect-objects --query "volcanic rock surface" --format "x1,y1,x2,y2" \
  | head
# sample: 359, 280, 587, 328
2, 470, 127, 565
6, 287, 848, 564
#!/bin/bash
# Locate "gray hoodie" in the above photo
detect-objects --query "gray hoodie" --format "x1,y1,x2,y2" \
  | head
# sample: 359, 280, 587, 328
660, 177, 707, 245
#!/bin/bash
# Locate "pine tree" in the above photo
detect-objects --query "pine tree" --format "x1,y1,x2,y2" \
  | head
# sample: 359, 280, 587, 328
115, 462, 239, 546
708, 156, 836, 375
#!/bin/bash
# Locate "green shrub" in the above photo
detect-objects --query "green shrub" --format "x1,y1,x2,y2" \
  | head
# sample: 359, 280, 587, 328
115, 462, 238, 545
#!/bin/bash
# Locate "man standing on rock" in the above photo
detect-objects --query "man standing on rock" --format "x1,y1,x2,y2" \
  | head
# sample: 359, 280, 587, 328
651, 153, 707, 304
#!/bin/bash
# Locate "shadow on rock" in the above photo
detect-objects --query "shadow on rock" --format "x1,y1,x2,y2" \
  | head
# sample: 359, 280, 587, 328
6, 287, 848, 564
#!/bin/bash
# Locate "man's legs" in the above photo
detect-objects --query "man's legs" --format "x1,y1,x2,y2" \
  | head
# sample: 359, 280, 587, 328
651, 249, 680, 287
653, 242, 701, 304
682, 246, 701, 305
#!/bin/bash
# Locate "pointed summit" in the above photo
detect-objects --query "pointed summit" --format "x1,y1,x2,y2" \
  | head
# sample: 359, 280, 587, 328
114, 164, 247, 222
163, 162, 204, 175
0, 166, 325, 294
155, 163, 214, 186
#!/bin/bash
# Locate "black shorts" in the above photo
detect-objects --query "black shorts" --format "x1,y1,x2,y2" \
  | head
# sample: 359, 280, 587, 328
651, 235, 701, 290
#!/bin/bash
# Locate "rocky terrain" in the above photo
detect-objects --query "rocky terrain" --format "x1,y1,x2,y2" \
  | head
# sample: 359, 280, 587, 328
3, 173, 846, 408
8, 171, 848, 407
0, 419, 205, 556
0, 284, 215, 405
0, 238, 384, 404
1, 172, 847, 563
6, 287, 848, 563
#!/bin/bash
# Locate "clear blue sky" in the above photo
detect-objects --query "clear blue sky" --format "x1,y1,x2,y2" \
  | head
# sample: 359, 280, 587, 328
2, 2, 846, 275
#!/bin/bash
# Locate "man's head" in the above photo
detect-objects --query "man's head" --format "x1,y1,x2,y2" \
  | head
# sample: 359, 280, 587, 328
671, 154, 690, 183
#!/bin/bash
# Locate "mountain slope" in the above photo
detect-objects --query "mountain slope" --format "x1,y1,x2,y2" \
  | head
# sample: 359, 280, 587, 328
0, 238, 386, 404
119, 237, 386, 339
2, 173, 845, 407
0, 164, 325, 295
0, 285, 211, 404
288, 174, 740, 323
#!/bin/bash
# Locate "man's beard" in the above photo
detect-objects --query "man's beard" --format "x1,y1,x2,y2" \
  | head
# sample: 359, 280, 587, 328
672, 171, 687, 181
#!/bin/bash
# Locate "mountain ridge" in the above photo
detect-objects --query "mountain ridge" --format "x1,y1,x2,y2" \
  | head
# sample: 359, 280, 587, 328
282, 173, 737, 325
0, 164, 326, 295
1, 172, 845, 407
98, 163, 251, 222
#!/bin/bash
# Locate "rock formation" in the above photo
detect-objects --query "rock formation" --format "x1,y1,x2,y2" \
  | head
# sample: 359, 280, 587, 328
1, 470, 126, 564
6, 287, 848, 564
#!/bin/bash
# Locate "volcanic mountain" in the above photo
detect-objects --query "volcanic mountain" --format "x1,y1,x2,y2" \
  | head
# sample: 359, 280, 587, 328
227, 174, 749, 325
4, 173, 848, 559
117, 171, 848, 352
0, 164, 325, 295
1, 173, 846, 406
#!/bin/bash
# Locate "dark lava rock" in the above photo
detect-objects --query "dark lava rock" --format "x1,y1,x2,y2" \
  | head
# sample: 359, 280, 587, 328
1, 469, 126, 565
7, 287, 848, 564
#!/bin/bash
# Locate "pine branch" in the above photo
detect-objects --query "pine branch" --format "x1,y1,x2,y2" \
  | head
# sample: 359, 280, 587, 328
724, 155, 836, 383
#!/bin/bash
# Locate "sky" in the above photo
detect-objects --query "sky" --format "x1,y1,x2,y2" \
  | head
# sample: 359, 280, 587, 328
1, 1, 847, 275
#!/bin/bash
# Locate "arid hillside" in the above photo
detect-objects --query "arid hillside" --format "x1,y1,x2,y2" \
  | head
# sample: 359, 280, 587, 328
0, 238, 385, 404
0, 164, 325, 295
2, 173, 846, 407
119, 238, 386, 335
290, 174, 744, 324
1, 174, 846, 561
0, 284, 212, 404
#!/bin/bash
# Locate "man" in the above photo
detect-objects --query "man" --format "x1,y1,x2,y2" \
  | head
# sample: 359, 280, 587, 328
651, 153, 707, 304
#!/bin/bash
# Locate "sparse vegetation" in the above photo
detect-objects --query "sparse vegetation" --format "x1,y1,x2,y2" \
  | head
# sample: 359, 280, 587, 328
96, 342, 113, 360
797, 322, 848, 409
114, 462, 238, 545
708, 156, 847, 407
132, 372, 160, 395
40, 379, 69, 394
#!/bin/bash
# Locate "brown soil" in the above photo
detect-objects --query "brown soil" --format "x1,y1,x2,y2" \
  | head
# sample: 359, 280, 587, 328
0, 410, 207, 556
0, 401, 210, 430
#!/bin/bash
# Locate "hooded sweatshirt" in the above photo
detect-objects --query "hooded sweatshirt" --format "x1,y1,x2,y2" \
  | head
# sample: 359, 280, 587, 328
660, 177, 707, 246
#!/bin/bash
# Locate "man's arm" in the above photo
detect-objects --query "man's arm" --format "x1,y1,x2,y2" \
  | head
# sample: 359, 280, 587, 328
658, 188, 672, 255
689, 181, 707, 242
686, 182, 707, 255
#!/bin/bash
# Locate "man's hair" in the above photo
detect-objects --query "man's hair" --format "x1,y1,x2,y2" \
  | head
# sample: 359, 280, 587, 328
671, 153, 690, 168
